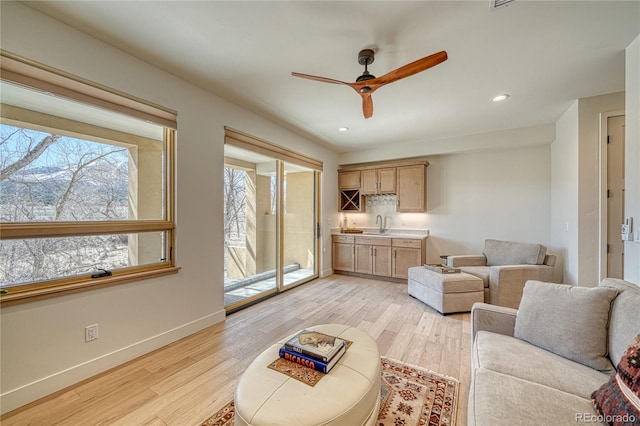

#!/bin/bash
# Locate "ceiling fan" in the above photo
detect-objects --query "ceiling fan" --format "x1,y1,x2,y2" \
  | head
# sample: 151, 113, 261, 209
292, 49, 447, 119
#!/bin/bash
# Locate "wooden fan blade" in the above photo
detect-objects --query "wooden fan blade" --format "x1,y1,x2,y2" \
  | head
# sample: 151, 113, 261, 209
370, 50, 448, 86
291, 72, 350, 86
361, 93, 373, 119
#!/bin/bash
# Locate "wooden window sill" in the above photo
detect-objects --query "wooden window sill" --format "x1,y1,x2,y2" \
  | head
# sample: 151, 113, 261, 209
0, 266, 181, 307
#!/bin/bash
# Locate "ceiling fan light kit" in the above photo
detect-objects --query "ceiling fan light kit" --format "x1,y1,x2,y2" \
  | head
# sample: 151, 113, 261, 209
292, 49, 448, 119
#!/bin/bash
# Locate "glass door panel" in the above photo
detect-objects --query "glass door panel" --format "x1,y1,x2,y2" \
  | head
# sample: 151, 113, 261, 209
223, 145, 278, 309
281, 163, 318, 289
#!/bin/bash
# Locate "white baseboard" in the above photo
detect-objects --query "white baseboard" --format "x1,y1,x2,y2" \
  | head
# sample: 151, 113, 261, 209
321, 268, 334, 278
0, 309, 226, 415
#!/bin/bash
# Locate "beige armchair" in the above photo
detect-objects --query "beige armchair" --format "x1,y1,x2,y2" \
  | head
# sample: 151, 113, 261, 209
446, 239, 556, 309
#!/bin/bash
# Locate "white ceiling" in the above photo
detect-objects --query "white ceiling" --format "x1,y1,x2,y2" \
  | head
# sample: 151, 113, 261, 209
24, 1, 640, 154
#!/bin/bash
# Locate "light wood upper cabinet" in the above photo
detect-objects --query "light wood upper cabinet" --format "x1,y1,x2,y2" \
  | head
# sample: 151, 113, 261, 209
361, 170, 378, 194
338, 158, 427, 212
396, 165, 426, 212
379, 168, 396, 193
361, 168, 396, 195
338, 170, 361, 189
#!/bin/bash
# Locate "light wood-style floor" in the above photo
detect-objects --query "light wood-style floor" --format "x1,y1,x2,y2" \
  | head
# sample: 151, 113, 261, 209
2, 274, 471, 426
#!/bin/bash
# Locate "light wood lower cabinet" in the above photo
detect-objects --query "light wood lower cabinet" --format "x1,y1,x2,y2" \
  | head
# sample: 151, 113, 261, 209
332, 235, 426, 280
392, 238, 426, 279
355, 236, 392, 277
332, 235, 355, 272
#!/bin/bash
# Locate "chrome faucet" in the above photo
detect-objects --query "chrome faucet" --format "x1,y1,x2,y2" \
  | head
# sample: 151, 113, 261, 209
376, 215, 383, 233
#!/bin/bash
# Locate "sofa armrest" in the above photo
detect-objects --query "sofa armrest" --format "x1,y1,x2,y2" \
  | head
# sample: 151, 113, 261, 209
447, 255, 487, 267
471, 302, 517, 341
489, 265, 555, 308
544, 253, 557, 267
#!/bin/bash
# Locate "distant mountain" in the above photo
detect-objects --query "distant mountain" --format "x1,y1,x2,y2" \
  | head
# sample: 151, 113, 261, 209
0, 161, 129, 212
22, 166, 64, 175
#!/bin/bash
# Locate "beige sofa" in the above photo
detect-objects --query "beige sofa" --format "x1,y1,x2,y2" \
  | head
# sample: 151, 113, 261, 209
447, 239, 556, 308
468, 278, 640, 425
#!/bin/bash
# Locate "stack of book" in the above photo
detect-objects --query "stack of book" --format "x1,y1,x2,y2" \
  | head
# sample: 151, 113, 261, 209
279, 329, 347, 373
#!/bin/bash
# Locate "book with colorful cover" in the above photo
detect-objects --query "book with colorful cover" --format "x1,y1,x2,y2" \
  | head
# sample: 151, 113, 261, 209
279, 345, 346, 373
284, 329, 346, 362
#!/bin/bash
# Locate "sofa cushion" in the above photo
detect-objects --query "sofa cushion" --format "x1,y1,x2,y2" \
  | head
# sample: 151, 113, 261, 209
591, 333, 640, 425
483, 239, 546, 266
600, 278, 640, 369
473, 331, 610, 399
458, 266, 489, 288
514, 281, 618, 373
469, 368, 600, 426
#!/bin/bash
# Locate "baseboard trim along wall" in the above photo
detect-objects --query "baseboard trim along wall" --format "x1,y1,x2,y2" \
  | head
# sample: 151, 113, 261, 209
321, 268, 334, 278
0, 310, 226, 415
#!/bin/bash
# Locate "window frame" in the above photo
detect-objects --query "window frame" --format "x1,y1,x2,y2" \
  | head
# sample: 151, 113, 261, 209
0, 51, 178, 306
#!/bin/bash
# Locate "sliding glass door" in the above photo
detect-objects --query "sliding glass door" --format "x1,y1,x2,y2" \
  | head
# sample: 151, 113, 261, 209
223, 145, 319, 311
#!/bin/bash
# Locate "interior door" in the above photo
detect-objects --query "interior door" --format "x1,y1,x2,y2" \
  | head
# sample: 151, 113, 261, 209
607, 114, 625, 278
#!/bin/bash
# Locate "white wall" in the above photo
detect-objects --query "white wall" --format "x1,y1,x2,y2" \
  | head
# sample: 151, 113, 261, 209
625, 35, 640, 284
551, 102, 580, 284
422, 146, 552, 263
339, 124, 555, 164
0, 2, 338, 413
342, 143, 553, 265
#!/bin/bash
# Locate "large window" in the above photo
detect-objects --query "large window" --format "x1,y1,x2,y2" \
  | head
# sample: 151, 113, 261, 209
0, 51, 177, 305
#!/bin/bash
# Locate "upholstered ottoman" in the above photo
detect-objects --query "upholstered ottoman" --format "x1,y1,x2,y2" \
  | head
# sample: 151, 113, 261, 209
234, 324, 381, 426
408, 266, 484, 314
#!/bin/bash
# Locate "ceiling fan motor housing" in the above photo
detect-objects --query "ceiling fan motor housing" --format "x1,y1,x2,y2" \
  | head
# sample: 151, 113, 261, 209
358, 49, 375, 66
356, 49, 376, 88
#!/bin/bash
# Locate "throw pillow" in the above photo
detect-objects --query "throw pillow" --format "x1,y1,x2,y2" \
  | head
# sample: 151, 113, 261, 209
514, 281, 618, 372
591, 333, 640, 426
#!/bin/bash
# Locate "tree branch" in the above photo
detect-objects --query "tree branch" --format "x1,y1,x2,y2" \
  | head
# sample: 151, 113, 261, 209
0, 134, 61, 181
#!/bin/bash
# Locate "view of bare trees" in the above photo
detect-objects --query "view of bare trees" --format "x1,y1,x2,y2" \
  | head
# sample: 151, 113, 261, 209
223, 167, 247, 248
1, 124, 132, 286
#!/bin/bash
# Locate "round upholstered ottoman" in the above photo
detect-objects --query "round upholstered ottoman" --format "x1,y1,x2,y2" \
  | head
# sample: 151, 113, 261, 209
234, 324, 381, 426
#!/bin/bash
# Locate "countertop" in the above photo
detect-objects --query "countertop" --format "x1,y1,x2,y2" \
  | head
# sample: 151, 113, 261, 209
332, 230, 428, 240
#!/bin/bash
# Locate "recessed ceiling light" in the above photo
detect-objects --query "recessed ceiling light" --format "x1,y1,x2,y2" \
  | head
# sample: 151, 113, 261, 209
491, 94, 510, 102
338, 127, 349, 132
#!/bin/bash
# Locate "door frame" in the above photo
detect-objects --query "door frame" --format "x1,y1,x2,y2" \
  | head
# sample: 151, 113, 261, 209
598, 110, 625, 281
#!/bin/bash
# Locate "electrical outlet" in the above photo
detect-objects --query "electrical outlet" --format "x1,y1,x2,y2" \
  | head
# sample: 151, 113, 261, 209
85, 324, 98, 342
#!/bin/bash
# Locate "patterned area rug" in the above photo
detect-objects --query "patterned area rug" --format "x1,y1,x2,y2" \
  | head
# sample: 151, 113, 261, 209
200, 356, 458, 426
